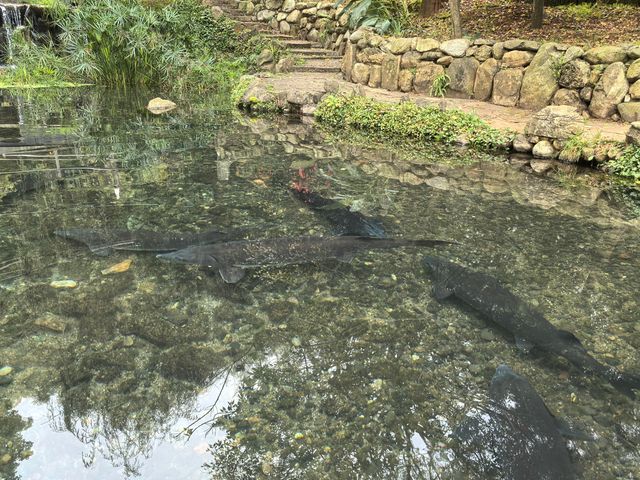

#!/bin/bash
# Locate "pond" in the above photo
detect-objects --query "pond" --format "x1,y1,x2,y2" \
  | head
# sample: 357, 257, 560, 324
0, 88, 639, 479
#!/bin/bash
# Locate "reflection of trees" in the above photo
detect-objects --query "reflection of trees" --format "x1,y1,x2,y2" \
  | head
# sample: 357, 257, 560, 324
0, 406, 33, 480
206, 317, 458, 479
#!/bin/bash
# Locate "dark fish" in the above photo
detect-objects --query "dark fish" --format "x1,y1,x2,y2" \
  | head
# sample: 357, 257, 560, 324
54, 228, 232, 256
291, 188, 385, 238
159, 236, 454, 283
454, 365, 588, 480
423, 256, 640, 398
1, 172, 52, 206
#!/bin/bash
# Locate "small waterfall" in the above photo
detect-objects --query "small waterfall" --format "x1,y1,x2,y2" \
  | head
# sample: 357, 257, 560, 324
1, 4, 23, 64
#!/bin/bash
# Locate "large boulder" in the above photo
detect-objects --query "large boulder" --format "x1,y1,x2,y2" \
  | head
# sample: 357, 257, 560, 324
627, 121, 640, 146
583, 46, 627, 65
618, 103, 640, 123
398, 70, 414, 92
630, 80, 640, 100
447, 57, 479, 98
351, 63, 370, 85
559, 59, 590, 89
552, 89, 586, 110
368, 65, 382, 88
401, 50, 422, 69
502, 50, 535, 68
532, 140, 557, 159
414, 62, 445, 94
415, 38, 439, 52
357, 47, 384, 64
524, 105, 584, 140
381, 54, 401, 91
384, 37, 414, 55
342, 42, 356, 81
474, 45, 493, 62
440, 38, 471, 58
562, 46, 584, 63
492, 68, 523, 106
473, 58, 499, 101
589, 62, 629, 118
518, 43, 562, 110
146, 97, 176, 114
503, 39, 539, 51
628, 59, 640, 82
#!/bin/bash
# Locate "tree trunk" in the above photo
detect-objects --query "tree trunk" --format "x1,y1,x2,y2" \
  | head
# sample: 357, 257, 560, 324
420, 0, 442, 18
532, 0, 544, 28
449, 0, 462, 38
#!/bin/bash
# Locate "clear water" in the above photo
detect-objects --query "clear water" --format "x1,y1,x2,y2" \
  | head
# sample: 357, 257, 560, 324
0, 88, 639, 480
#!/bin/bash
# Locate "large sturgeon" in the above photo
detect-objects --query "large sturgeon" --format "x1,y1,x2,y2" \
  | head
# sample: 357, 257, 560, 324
454, 365, 588, 479
423, 256, 640, 398
158, 236, 455, 283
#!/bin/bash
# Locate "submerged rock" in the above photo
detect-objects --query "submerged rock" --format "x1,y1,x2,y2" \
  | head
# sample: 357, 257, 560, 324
50, 279, 78, 289
146, 97, 177, 114
101, 258, 133, 275
35, 313, 70, 333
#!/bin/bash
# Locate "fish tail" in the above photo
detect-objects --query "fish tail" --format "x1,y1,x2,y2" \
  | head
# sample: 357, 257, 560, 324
605, 369, 640, 399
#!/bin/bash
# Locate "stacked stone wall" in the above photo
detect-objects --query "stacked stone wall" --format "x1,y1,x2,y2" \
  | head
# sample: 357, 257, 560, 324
236, 0, 351, 53
342, 31, 640, 123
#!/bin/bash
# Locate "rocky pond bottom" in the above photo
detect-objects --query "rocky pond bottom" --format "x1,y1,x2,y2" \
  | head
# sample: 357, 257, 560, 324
0, 89, 639, 479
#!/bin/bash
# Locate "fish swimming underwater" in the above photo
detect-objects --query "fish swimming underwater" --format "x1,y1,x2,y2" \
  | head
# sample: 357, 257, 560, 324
54, 228, 233, 256
423, 256, 640, 398
159, 236, 454, 283
454, 365, 588, 480
290, 188, 386, 238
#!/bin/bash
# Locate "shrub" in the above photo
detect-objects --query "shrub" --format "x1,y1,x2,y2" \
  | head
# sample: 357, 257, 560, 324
607, 145, 640, 180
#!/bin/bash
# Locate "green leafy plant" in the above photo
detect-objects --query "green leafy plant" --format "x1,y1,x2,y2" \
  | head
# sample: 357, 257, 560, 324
7, 0, 277, 92
430, 73, 450, 98
607, 145, 640, 180
315, 94, 510, 151
335, 0, 418, 34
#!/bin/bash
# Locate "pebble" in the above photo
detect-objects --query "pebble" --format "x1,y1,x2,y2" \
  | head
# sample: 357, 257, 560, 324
0, 366, 13, 377
35, 313, 69, 333
479, 329, 495, 341
101, 258, 133, 275
50, 279, 77, 289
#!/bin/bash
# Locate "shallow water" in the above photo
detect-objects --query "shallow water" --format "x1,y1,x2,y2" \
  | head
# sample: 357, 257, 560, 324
0, 89, 639, 480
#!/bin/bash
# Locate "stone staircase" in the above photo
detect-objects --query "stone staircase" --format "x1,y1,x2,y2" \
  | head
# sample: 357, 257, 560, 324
211, 0, 342, 73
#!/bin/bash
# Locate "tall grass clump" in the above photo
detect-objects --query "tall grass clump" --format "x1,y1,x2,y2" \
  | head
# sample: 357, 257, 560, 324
4, 0, 275, 90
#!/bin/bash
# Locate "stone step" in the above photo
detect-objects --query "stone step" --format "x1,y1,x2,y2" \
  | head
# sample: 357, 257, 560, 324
239, 22, 273, 31
281, 39, 321, 48
291, 59, 342, 73
265, 33, 297, 40
290, 48, 339, 57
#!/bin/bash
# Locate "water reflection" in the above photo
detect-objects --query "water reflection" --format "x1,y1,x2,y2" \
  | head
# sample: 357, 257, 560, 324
15, 377, 237, 480
0, 88, 638, 479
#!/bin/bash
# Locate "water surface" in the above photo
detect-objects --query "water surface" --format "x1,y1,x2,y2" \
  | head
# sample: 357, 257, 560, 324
0, 89, 639, 479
